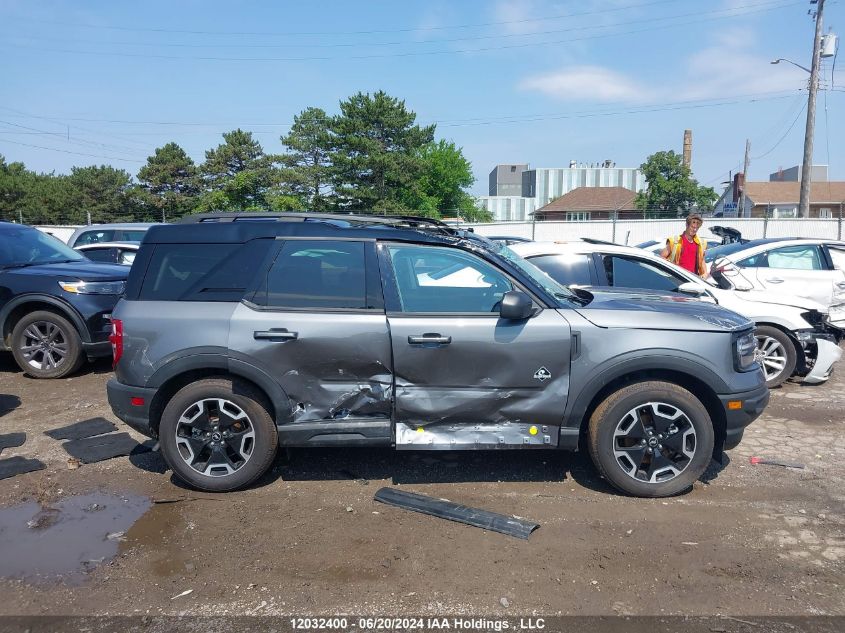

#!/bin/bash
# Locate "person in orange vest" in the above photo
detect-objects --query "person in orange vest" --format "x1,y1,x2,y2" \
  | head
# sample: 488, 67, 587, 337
660, 213, 708, 276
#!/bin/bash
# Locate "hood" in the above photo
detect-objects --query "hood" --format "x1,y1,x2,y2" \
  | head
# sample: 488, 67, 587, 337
5, 261, 129, 281
572, 287, 752, 332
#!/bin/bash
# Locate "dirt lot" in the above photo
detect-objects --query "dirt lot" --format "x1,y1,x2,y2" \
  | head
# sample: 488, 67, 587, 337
1, 351, 844, 618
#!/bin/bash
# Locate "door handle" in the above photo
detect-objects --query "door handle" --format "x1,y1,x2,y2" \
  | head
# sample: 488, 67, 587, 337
836, 282, 845, 289
254, 329, 298, 341
408, 333, 452, 345
765, 277, 784, 283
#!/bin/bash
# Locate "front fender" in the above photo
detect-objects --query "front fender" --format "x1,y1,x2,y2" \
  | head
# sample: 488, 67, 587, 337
0, 293, 90, 347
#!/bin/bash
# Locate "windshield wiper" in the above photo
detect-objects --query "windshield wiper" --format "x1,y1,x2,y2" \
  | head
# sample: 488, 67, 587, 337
555, 291, 589, 306
1, 259, 81, 270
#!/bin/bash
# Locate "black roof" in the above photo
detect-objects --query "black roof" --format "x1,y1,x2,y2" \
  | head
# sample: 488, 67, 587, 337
145, 212, 481, 246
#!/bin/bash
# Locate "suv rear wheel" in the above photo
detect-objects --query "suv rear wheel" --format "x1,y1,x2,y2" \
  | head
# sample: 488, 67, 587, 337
159, 378, 278, 492
588, 381, 714, 497
11, 310, 85, 379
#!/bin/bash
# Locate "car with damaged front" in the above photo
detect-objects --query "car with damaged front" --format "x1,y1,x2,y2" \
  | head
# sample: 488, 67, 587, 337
106, 213, 769, 498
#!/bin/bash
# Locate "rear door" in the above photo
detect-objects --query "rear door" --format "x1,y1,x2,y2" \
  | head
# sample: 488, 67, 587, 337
379, 242, 571, 449
228, 239, 393, 430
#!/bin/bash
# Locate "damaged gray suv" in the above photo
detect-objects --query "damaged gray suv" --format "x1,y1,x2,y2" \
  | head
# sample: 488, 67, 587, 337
107, 213, 769, 497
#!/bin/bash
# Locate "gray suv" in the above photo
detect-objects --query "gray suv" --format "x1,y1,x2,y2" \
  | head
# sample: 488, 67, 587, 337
106, 213, 769, 497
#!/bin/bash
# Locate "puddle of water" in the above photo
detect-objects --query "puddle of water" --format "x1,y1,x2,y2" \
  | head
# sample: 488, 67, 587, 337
0, 491, 150, 583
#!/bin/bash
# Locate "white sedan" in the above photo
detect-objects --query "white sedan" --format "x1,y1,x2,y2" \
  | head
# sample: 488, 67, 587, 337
510, 240, 843, 388
74, 242, 139, 266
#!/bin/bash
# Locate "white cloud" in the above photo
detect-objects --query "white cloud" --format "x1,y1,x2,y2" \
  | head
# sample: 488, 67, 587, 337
518, 65, 648, 103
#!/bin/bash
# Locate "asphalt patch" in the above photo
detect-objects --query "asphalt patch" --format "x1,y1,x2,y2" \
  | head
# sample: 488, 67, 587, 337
62, 433, 149, 464
0, 432, 26, 454
0, 456, 46, 480
45, 417, 118, 441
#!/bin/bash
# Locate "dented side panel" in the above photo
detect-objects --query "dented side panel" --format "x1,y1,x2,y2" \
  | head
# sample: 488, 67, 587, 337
227, 303, 393, 423
388, 310, 572, 447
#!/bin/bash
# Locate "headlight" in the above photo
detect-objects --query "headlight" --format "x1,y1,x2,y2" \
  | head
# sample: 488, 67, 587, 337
733, 330, 758, 372
59, 280, 126, 295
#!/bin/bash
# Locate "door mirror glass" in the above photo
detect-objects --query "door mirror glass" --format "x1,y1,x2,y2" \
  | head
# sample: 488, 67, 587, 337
499, 290, 533, 320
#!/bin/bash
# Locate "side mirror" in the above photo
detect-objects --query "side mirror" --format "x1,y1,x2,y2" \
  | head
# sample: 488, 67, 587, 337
500, 290, 534, 320
677, 282, 708, 297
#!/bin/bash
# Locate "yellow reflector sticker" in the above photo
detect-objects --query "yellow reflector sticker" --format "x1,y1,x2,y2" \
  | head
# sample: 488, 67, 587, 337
529, 425, 538, 436
727, 401, 742, 410
416, 427, 424, 433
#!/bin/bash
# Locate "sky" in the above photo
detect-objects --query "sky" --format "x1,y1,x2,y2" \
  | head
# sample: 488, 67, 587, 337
0, 0, 843, 196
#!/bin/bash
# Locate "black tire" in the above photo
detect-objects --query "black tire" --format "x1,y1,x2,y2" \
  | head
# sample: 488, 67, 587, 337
10, 310, 85, 379
754, 326, 797, 388
159, 378, 277, 492
588, 381, 715, 498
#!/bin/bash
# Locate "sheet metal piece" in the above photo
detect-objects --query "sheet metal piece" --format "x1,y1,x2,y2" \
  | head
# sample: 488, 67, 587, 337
395, 421, 551, 449
0, 457, 46, 480
373, 487, 540, 540
45, 418, 118, 441
62, 433, 149, 463
0, 432, 26, 454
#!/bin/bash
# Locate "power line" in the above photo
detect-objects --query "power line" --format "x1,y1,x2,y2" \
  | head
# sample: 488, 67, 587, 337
0, 138, 144, 163
751, 101, 807, 160
3, 0, 685, 37
7, 0, 791, 51
2, 2, 800, 63
0, 119, 146, 156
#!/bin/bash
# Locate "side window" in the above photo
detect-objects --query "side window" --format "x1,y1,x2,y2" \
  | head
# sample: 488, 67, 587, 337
262, 240, 366, 310
121, 230, 149, 242
118, 249, 137, 265
139, 240, 272, 301
828, 247, 845, 271
737, 253, 767, 268
75, 230, 115, 246
766, 245, 824, 270
387, 245, 512, 313
602, 255, 684, 292
527, 254, 592, 286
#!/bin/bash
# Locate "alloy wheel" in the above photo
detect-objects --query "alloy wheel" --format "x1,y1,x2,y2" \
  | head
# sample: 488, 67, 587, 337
19, 321, 69, 371
612, 402, 697, 484
755, 335, 788, 382
174, 398, 256, 477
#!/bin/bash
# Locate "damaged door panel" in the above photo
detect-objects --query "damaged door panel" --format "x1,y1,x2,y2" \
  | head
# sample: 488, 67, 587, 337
228, 240, 393, 444
380, 243, 572, 448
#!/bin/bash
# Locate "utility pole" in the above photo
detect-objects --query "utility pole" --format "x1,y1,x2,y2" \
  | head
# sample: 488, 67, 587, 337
799, 0, 826, 218
740, 139, 751, 218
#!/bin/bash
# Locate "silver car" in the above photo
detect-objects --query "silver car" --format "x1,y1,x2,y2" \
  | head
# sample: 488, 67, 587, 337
106, 213, 768, 497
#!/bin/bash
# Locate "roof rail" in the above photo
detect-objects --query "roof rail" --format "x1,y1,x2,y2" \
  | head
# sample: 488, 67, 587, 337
177, 211, 468, 236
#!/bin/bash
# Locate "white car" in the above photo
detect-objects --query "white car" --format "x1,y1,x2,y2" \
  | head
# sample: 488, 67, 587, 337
706, 238, 845, 327
510, 240, 843, 388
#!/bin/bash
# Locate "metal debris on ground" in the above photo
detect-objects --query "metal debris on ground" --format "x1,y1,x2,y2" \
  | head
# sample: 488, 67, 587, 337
0, 432, 26, 454
62, 433, 149, 464
0, 456, 46, 480
45, 417, 118, 441
373, 487, 540, 540
749, 456, 805, 469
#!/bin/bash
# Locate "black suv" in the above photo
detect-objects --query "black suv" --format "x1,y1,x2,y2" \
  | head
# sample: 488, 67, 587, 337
0, 222, 128, 378
107, 213, 767, 497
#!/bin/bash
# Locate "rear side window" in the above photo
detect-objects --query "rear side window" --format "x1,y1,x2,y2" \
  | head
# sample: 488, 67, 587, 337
74, 230, 116, 245
258, 240, 367, 309
527, 254, 592, 286
121, 230, 149, 242
766, 245, 824, 270
82, 247, 118, 263
138, 240, 272, 301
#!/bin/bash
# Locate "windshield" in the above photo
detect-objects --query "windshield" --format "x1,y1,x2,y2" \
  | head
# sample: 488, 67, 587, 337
0, 226, 86, 268
493, 244, 579, 304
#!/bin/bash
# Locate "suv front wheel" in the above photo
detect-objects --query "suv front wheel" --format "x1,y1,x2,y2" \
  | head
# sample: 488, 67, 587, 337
11, 310, 85, 379
588, 381, 714, 497
159, 378, 278, 492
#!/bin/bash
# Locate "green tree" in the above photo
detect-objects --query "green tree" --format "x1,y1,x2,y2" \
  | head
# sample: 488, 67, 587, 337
66, 165, 135, 223
0, 155, 33, 222
635, 150, 717, 218
279, 107, 332, 210
330, 91, 435, 212
201, 129, 275, 210
137, 142, 200, 221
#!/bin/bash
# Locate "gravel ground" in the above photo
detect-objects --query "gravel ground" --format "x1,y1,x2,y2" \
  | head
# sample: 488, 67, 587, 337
0, 351, 843, 618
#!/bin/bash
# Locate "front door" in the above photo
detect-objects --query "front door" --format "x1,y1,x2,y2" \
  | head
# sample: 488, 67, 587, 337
824, 245, 845, 327
751, 244, 834, 306
379, 242, 572, 449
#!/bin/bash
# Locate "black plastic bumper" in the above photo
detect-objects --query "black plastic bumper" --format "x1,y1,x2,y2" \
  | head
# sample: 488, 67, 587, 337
82, 341, 112, 358
719, 383, 770, 450
106, 378, 158, 439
